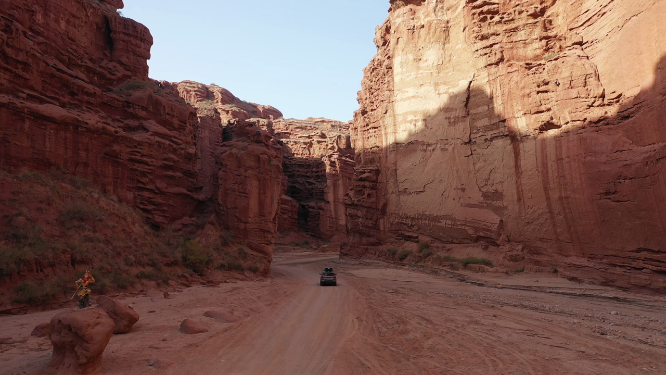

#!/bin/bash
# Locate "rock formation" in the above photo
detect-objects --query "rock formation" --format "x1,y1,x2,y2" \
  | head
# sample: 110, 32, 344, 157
0, 0, 199, 226
31, 322, 51, 338
274, 118, 355, 239
48, 308, 115, 374
179, 319, 208, 334
96, 296, 140, 334
0, 0, 290, 274
348, 0, 666, 290
217, 120, 285, 255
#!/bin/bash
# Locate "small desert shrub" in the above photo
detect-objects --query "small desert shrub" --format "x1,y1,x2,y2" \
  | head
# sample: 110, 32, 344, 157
217, 255, 244, 271
14, 280, 63, 306
248, 264, 260, 273
111, 272, 137, 289
437, 255, 459, 264
387, 247, 399, 257
114, 80, 159, 96
237, 247, 249, 259
418, 242, 432, 258
291, 240, 311, 248
0, 246, 32, 277
179, 240, 211, 275
460, 257, 493, 267
8, 224, 47, 250
48, 170, 91, 190
397, 250, 412, 261
135, 268, 170, 284
95, 278, 110, 295
514, 266, 525, 274
59, 204, 99, 229
219, 230, 234, 246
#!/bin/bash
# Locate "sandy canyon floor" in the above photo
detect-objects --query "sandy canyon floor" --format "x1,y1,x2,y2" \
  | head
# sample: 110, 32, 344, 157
2, 252, 666, 374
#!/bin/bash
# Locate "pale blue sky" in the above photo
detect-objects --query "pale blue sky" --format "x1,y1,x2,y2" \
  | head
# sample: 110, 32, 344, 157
121, 1, 389, 122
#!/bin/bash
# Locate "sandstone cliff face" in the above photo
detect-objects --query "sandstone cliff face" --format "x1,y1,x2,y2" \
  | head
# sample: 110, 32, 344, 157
0, 0, 199, 225
160, 82, 285, 254
217, 120, 285, 256
349, 0, 666, 290
274, 118, 355, 239
160, 81, 283, 201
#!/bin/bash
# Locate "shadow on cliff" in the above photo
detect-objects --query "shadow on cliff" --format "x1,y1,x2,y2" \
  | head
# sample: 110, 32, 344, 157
281, 153, 327, 236
349, 55, 666, 289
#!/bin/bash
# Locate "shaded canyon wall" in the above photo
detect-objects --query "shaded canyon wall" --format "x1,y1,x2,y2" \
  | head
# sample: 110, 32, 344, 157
273, 118, 354, 240
347, 0, 666, 290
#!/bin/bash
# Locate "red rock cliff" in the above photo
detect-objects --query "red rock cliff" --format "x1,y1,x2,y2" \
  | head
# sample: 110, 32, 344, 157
0, 0, 199, 225
348, 0, 666, 290
160, 81, 285, 255
274, 118, 355, 239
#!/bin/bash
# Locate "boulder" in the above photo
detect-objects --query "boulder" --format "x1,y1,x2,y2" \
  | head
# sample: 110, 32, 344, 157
179, 319, 208, 334
96, 296, 140, 334
31, 322, 51, 338
48, 308, 115, 374
346, 0, 666, 292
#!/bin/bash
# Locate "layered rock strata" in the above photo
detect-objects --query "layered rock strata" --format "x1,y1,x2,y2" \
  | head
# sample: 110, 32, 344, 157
348, 0, 666, 290
217, 120, 285, 255
48, 308, 115, 374
0, 0, 199, 225
274, 118, 355, 239
160, 81, 282, 200
159, 81, 285, 255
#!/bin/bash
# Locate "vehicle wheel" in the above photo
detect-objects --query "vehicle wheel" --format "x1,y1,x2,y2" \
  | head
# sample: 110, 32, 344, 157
333, 282, 337, 286
320, 282, 324, 286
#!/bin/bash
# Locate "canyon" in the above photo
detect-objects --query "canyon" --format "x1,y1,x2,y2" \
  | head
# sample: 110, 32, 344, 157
1, 0, 666, 374
0, 0, 664, 302
347, 0, 666, 292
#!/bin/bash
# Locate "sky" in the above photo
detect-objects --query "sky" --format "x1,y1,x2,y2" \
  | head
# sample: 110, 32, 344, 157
121, 1, 390, 122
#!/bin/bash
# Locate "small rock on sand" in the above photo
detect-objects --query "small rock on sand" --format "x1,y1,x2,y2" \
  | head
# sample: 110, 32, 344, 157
180, 319, 208, 334
31, 323, 51, 338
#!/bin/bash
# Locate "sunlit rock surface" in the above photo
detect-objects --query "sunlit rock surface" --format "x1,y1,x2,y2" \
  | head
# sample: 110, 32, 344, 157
0, 0, 199, 225
348, 0, 666, 290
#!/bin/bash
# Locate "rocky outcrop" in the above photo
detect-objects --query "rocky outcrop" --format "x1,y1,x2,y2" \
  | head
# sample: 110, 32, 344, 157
278, 195, 300, 233
96, 296, 140, 334
48, 308, 115, 374
274, 118, 355, 239
0, 0, 199, 225
348, 0, 666, 290
164, 81, 282, 122
180, 319, 208, 334
31, 322, 51, 338
217, 120, 285, 255
160, 81, 283, 201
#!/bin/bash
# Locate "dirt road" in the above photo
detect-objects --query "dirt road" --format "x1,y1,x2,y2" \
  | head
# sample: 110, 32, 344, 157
175, 256, 357, 374
2, 253, 666, 374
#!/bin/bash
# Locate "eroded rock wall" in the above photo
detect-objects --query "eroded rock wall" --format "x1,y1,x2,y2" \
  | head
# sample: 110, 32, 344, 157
161, 81, 283, 201
349, 0, 666, 290
217, 120, 285, 255
0, 0, 199, 225
274, 118, 355, 239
